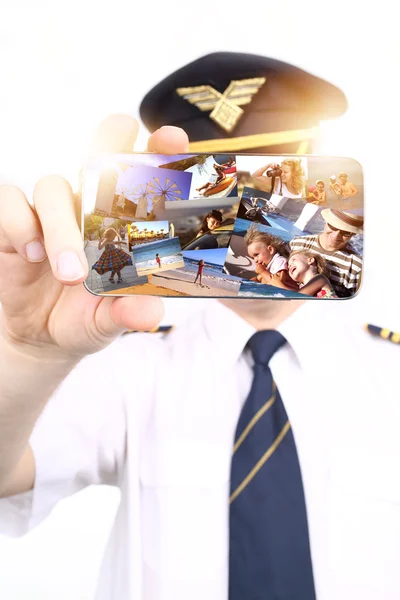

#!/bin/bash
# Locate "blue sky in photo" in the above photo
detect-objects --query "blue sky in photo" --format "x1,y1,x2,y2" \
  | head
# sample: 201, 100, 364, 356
130, 221, 169, 235
183, 248, 227, 266
117, 165, 192, 202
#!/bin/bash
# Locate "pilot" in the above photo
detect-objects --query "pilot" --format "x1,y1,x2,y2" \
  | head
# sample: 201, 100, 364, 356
0, 52, 397, 600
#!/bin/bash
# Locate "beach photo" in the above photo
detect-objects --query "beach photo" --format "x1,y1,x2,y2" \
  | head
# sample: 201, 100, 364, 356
183, 248, 227, 271
151, 249, 241, 297
236, 155, 308, 199
83, 215, 148, 294
128, 220, 170, 250
306, 157, 364, 210
131, 236, 184, 277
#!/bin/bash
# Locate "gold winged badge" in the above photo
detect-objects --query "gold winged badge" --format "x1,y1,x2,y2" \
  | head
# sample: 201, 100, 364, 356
176, 77, 266, 133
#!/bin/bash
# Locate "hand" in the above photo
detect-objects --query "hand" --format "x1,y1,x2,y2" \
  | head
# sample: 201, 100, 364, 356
0, 115, 189, 360
255, 263, 267, 274
254, 263, 272, 284
251, 163, 276, 181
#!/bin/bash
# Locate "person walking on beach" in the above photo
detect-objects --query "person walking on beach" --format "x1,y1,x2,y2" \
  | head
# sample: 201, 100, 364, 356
156, 253, 161, 268
194, 259, 204, 286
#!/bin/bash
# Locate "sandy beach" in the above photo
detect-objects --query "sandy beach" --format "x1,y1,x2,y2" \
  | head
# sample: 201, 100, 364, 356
151, 273, 240, 297
104, 271, 239, 297
104, 275, 189, 296
136, 259, 184, 277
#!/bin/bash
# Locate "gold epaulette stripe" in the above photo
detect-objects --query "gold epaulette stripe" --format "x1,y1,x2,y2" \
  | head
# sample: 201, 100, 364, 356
124, 325, 174, 335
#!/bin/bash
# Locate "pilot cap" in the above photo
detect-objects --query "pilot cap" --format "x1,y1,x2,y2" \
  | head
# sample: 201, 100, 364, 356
139, 51, 347, 154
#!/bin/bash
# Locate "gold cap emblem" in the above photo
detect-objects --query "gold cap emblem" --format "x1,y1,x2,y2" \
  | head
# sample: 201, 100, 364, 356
176, 77, 266, 133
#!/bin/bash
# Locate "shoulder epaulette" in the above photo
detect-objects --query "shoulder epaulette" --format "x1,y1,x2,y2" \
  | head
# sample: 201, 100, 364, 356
124, 325, 175, 336
365, 323, 400, 344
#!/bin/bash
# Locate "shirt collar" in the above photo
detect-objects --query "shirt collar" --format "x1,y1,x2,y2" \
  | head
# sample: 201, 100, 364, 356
202, 300, 257, 367
202, 299, 338, 371
276, 299, 350, 371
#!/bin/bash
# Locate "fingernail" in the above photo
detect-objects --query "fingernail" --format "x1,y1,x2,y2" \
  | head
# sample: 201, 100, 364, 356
26, 240, 46, 262
57, 251, 85, 281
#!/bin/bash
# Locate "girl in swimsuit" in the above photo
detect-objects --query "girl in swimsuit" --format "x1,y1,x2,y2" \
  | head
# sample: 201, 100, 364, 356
194, 259, 205, 286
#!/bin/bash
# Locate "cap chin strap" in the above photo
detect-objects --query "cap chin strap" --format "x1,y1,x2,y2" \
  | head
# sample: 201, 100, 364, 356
187, 126, 320, 153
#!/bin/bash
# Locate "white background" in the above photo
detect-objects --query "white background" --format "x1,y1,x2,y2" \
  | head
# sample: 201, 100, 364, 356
0, 1, 399, 598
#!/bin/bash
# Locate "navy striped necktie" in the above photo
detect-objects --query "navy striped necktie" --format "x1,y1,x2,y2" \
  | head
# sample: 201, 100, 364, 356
229, 330, 316, 600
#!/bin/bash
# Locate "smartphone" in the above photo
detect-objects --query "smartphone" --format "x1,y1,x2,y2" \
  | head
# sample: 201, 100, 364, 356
81, 153, 364, 300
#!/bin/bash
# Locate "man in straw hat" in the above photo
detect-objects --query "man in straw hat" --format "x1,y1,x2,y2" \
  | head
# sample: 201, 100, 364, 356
289, 208, 363, 297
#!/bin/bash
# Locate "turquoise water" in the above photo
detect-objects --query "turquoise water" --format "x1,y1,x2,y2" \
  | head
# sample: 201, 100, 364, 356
233, 217, 300, 242
238, 280, 306, 299
131, 237, 183, 268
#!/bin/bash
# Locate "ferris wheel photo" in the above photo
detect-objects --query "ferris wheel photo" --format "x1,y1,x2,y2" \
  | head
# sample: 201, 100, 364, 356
147, 175, 184, 204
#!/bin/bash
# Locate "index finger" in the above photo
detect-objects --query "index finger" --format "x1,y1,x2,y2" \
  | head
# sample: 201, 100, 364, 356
146, 125, 189, 154
77, 114, 140, 219
34, 115, 140, 284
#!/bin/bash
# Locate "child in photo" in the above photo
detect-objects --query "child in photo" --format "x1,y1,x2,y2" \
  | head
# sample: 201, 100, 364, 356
156, 253, 161, 268
329, 175, 342, 196
244, 224, 299, 291
309, 180, 326, 204
288, 250, 337, 298
194, 259, 205, 285
92, 228, 133, 283
196, 210, 223, 237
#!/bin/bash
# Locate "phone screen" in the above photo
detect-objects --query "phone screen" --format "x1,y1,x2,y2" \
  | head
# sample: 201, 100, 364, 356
82, 153, 363, 300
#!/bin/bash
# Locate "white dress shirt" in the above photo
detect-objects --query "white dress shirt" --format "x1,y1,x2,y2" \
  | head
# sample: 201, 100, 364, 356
0, 288, 399, 600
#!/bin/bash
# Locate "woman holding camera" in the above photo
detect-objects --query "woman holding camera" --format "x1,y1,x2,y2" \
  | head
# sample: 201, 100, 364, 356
251, 158, 306, 198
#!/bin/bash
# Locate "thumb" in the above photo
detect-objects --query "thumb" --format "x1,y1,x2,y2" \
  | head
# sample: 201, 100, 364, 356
94, 295, 165, 337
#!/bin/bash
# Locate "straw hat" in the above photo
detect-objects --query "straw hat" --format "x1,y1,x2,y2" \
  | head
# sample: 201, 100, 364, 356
321, 209, 364, 234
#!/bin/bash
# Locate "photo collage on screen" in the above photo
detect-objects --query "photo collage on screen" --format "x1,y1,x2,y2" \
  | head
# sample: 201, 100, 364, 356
82, 153, 364, 299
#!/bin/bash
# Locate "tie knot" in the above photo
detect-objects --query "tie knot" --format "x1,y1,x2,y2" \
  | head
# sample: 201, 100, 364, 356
247, 330, 287, 366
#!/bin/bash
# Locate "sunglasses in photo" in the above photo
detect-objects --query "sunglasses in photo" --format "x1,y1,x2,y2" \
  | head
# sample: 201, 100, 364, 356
327, 223, 354, 237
